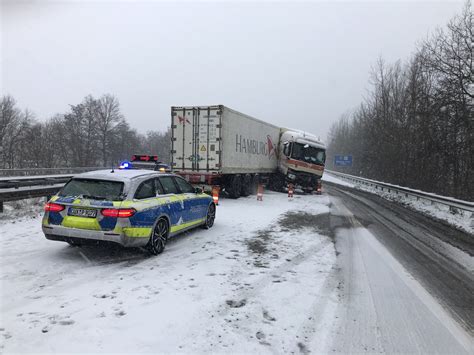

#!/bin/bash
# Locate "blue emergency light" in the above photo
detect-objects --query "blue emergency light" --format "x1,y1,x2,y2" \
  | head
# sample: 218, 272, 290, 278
119, 161, 132, 169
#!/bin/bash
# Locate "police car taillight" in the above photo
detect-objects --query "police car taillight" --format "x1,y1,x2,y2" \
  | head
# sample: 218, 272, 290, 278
101, 208, 136, 218
44, 202, 65, 212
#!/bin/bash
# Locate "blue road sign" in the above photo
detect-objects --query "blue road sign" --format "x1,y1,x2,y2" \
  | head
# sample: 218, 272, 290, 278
334, 155, 353, 167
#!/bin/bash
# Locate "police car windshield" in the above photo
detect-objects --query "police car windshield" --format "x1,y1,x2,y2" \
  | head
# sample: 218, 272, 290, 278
59, 178, 124, 201
291, 143, 326, 165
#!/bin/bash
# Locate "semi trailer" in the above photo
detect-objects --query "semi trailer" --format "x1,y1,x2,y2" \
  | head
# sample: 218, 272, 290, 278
170, 105, 326, 198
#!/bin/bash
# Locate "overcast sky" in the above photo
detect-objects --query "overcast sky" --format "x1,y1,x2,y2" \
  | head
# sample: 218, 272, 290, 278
1, 0, 464, 141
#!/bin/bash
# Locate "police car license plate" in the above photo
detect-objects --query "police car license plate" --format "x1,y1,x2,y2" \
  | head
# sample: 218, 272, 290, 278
69, 208, 97, 218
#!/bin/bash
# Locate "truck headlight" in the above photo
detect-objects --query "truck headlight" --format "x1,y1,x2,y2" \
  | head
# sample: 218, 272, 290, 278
287, 173, 296, 180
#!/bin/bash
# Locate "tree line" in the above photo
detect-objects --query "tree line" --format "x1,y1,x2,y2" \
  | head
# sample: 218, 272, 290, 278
326, 1, 473, 200
0, 94, 171, 169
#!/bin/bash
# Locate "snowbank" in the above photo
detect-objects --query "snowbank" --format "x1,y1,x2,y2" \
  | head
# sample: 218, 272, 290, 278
323, 173, 473, 234
0, 198, 44, 222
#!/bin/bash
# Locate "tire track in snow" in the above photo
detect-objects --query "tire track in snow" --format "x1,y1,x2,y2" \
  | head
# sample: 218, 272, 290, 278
199, 236, 335, 353
218, 238, 332, 317
290, 259, 340, 354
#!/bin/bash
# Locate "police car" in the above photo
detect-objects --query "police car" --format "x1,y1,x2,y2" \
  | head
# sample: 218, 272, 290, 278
42, 168, 216, 255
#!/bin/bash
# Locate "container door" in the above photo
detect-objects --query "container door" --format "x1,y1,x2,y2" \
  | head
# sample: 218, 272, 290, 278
196, 106, 221, 171
172, 107, 196, 171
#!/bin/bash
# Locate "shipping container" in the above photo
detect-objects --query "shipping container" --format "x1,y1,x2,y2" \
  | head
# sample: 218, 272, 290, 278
171, 105, 325, 198
172, 105, 280, 178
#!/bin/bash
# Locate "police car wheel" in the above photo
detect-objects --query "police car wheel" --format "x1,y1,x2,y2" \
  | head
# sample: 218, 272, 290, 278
202, 204, 216, 229
148, 218, 169, 255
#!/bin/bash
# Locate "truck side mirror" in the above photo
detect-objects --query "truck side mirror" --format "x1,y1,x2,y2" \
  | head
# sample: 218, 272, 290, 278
283, 141, 290, 157
194, 187, 203, 194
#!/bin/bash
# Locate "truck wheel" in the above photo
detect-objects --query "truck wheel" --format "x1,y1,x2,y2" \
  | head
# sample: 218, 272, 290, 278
250, 175, 259, 195
147, 218, 169, 255
228, 175, 242, 199
270, 175, 285, 192
241, 175, 251, 197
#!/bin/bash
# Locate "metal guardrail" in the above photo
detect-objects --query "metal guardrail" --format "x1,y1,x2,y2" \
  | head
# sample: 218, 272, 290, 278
0, 174, 73, 189
0, 167, 103, 177
0, 184, 65, 209
0, 184, 66, 213
326, 170, 474, 213
0, 167, 102, 213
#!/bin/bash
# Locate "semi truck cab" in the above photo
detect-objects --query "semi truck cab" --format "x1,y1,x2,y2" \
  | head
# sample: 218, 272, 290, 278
278, 129, 326, 192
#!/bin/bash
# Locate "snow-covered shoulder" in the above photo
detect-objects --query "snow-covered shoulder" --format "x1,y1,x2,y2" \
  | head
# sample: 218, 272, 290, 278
323, 172, 473, 235
0, 192, 337, 353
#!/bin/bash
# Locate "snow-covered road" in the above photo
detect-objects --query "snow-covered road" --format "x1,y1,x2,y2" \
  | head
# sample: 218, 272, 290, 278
1, 188, 472, 353
329, 194, 472, 353
1, 192, 339, 353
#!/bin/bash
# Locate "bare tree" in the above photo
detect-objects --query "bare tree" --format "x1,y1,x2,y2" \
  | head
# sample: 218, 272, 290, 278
1, 93, 172, 172
0, 96, 20, 168
327, 1, 473, 200
0, 96, 34, 168
96, 94, 122, 167
142, 129, 172, 163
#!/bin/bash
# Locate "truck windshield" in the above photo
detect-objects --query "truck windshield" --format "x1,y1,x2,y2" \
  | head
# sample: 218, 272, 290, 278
291, 143, 326, 165
59, 179, 124, 201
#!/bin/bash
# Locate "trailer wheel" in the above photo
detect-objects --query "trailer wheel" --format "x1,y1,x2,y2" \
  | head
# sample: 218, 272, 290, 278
227, 175, 242, 199
270, 175, 285, 192
241, 175, 251, 197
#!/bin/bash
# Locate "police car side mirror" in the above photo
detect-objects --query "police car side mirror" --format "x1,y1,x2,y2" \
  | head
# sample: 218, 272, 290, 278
194, 187, 203, 194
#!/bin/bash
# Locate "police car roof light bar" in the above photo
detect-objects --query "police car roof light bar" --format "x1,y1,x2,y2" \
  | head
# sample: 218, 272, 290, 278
131, 155, 159, 162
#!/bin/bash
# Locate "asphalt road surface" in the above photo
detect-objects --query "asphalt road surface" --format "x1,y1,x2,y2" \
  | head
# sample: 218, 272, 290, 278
325, 182, 474, 353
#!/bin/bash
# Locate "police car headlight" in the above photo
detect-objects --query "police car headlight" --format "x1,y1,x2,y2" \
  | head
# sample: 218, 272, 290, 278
288, 173, 296, 180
